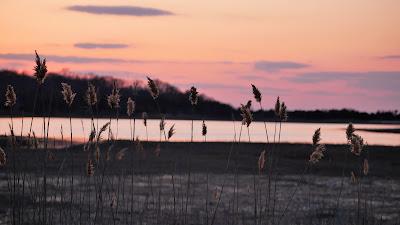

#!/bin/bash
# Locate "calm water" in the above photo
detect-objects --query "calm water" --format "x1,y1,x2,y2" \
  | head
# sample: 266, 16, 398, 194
1, 117, 399, 146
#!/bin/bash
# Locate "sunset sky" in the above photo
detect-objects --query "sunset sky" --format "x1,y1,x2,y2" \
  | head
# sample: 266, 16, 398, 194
1, 0, 399, 111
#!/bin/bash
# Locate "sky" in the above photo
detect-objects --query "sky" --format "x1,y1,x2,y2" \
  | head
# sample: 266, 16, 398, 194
0, 0, 399, 112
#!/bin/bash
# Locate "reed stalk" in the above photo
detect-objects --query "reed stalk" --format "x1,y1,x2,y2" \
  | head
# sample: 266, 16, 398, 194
4, 84, 17, 224
210, 113, 244, 225
127, 95, 136, 223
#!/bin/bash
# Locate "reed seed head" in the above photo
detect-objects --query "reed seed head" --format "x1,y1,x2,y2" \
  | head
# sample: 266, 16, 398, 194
61, 83, 76, 107
274, 97, 281, 117
34, 50, 48, 85
346, 123, 355, 141
86, 83, 97, 106
202, 120, 207, 136
345, 123, 365, 156
312, 128, 321, 147
4, 85, 16, 108
96, 122, 110, 142
147, 76, 159, 99
168, 124, 175, 140
107, 81, 121, 109
240, 104, 253, 127
350, 134, 364, 156
88, 127, 96, 143
309, 128, 326, 164
258, 150, 266, 174
127, 97, 135, 117
251, 84, 262, 103
0, 147, 6, 166
309, 144, 326, 164
279, 102, 288, 121
86, 159, 94, 176
245, 100, 252, 109
83, 127, 96, 151
189, 86, 199, 106
159, 116, 166, 131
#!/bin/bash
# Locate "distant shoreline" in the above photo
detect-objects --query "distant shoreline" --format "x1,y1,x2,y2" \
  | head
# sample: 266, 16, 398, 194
0, 115, 400, 125
357, 128, 400, 134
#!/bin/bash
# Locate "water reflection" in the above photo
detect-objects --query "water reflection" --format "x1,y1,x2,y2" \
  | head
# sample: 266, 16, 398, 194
0, 117, 399, 146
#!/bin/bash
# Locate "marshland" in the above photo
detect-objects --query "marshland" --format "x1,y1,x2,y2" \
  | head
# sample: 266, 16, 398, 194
0, 52, 399, 225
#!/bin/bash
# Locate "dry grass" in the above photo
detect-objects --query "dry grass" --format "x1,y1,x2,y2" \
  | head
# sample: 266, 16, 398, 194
0, 52, 398, 225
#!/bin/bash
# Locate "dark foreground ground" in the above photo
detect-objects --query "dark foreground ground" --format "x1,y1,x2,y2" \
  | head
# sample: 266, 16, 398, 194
1, 139, 399, 176
0, 141, 399, 225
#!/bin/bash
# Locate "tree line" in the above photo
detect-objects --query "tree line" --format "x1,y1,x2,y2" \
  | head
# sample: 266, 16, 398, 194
0, 70, 398, 122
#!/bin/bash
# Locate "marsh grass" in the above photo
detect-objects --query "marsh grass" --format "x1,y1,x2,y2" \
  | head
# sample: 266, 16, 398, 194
0, 53, 396, 225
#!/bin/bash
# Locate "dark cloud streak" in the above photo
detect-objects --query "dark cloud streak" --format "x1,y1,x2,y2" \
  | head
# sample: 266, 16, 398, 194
66, 5, 174, 16
74, 43, 129, 49
288, 71, 400, 92
254, 60, 310, 72
379, 55, 400, 60
0, 53, 143, 64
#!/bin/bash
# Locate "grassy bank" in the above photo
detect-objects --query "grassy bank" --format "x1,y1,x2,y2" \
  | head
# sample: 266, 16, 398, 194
3, 141, 399, 177
0, 142, 399, 225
